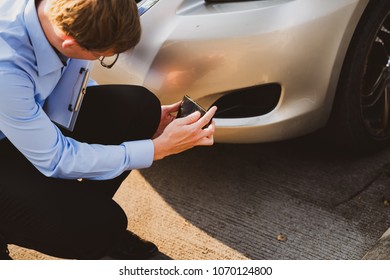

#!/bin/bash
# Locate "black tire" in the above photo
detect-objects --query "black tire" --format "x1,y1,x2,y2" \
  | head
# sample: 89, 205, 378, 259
328, 0, 390, 153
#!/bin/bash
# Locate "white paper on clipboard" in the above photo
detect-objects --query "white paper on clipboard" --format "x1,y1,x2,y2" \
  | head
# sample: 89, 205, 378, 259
44, 59, 93, 131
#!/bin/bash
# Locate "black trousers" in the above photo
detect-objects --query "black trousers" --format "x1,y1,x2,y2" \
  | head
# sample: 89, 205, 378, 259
0, 85, 161, 259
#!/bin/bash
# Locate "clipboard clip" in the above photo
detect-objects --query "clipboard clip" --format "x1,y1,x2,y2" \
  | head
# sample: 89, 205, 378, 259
68, 67, 90, 112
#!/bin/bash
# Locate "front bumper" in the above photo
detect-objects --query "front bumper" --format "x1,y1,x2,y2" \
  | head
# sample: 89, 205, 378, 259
91, 0, 368, 143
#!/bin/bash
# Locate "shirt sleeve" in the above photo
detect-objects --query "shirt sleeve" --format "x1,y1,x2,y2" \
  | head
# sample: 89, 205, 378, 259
0, 70, 154, 180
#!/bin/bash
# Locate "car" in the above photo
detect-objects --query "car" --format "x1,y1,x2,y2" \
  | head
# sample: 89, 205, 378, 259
91, 0, 390, 153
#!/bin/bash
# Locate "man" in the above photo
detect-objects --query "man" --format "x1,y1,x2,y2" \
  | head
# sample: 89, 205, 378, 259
0, 0, 216, 260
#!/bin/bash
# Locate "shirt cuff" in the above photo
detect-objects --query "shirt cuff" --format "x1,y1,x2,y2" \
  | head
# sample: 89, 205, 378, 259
122, 139, 154, 170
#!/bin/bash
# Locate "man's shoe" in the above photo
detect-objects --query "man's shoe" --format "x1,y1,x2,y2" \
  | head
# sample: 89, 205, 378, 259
108, 230, 158, 260
0, 236, 12, 260
0, 247, 12, 260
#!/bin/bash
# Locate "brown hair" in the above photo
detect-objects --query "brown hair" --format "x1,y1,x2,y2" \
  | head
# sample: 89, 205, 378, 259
47, 0, 141, 53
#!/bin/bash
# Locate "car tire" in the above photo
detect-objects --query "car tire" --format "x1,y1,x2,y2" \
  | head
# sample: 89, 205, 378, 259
328, 0, 390, 153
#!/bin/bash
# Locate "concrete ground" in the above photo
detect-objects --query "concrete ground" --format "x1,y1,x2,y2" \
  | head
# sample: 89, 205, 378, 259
7, 135, 390, 260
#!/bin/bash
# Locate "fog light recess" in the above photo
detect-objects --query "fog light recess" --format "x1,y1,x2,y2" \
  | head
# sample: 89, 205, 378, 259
212, 83, 281, 118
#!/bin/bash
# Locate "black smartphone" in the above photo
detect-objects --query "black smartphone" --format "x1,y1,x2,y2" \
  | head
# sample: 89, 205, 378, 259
176, 95, 212, 128
177, 95, 207, 118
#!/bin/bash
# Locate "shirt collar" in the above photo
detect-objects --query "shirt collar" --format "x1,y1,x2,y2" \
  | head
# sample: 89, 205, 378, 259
24, 0, 64, 76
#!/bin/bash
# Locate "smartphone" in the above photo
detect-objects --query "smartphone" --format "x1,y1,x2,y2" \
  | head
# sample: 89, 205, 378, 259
176, 95, 212, 128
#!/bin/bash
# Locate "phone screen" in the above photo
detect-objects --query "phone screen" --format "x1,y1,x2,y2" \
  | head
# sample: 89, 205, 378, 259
176, 95, 212, 128
176, 95, 207, 118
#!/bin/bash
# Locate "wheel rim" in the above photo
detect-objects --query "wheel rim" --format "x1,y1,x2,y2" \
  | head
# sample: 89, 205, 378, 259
361, 12, 390, 139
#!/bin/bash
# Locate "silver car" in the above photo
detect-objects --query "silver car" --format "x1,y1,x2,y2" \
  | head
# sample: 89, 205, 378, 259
91, 0, 390, 152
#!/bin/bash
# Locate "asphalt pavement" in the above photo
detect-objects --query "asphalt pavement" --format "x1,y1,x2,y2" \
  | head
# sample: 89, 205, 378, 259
8, 133, 390, 260
363, 228, 390, 259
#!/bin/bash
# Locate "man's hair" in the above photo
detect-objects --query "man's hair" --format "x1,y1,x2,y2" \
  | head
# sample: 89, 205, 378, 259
48, 0, 141, 53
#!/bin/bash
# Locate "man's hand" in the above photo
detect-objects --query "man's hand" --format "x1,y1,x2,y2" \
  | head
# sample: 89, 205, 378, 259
152, 101, 182, 139
152, 106, 217, 160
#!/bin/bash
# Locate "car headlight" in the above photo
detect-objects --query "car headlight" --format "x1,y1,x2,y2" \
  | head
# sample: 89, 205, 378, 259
205, 0, 261, 2
137, 0, 160, 16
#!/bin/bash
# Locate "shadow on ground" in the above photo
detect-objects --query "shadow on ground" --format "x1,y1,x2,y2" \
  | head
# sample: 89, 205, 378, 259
140, 134, 390, 259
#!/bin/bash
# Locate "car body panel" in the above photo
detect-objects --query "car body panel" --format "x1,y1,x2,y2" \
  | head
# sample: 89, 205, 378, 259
91, 0, 370, 143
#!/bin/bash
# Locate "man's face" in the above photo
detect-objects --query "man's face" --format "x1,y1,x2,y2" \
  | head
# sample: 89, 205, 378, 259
61, 42, 116, 61
38, 0, 119, 63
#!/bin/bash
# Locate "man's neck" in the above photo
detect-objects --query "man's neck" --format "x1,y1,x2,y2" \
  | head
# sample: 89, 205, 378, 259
36, 0, 68, 65
36, 1, 62, 52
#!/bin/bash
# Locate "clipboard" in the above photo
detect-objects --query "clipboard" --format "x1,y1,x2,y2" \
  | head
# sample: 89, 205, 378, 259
44, 59, 93, 131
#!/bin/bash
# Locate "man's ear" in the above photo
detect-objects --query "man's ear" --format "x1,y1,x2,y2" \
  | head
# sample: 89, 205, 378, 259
62, 37, 78, 49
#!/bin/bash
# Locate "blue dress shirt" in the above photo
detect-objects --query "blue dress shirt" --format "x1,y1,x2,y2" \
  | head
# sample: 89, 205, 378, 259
0, 0, 154, 180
